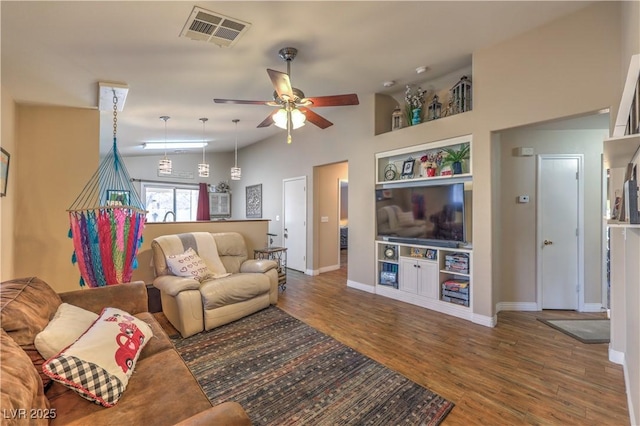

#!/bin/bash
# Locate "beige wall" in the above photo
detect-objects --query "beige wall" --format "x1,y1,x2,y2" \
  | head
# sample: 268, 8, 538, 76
131, 220, 270, 284
1, 88, 17, 280
14, 105, 99, 293
313, 161, 348, 272
473, 2, 622, 316
497, 123, 608, 306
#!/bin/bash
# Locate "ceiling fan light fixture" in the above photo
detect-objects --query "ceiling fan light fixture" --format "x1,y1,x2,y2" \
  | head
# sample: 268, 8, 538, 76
273, 108, 306, 130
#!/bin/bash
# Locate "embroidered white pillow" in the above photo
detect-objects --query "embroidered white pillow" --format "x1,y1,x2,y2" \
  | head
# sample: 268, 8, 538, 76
166, 247, 215, 282
35, 303, 99, 359
42, 307, 153, 407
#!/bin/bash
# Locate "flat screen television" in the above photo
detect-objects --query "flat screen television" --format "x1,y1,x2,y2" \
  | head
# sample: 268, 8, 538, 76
376, 183, 466, 246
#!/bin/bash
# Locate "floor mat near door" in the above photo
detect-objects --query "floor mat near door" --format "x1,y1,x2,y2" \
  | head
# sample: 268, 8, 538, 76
537, 318, 610, 344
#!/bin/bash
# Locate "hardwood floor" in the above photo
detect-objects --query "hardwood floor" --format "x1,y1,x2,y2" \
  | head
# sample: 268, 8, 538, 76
276, 259, 629, 425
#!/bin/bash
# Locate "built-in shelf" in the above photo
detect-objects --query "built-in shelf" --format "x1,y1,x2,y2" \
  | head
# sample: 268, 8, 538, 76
603, 134, 640, 168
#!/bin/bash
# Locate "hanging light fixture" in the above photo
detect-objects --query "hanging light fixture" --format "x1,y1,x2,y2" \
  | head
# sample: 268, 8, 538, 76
158, 116, 172, 175
198, 117, 210, 178
230, 119, 241, 180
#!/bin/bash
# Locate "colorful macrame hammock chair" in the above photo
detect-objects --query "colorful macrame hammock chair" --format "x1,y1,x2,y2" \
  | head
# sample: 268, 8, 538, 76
68, 92, 146, 287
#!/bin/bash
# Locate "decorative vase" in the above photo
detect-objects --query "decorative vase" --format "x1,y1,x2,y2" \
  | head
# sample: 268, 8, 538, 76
411, 108, 422, 125
427, 167, 436, 177
452, 161, 463, 175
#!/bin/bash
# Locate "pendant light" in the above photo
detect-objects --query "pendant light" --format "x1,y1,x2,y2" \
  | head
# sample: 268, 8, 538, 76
230, 119, 241, 180
158, 116, 172, 175
198, 117, 210, 178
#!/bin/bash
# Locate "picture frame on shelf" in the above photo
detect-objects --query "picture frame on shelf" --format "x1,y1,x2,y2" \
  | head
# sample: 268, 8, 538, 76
401, 158, 415, 179
425, 249, 437, 260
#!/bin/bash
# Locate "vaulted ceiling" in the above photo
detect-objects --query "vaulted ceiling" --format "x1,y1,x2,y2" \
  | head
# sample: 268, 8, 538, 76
1, 1, 593, 156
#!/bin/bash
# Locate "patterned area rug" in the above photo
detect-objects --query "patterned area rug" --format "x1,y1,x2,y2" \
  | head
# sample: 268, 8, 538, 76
172, 306, 454, 425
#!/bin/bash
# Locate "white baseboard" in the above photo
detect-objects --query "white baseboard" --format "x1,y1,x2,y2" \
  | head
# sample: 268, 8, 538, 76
609, 346, 624, 365
609, 345, 636, 426
319, 264, 340, 273
473, 313, 497, 327
346, 280, 375, 293
496, 302, 538, 312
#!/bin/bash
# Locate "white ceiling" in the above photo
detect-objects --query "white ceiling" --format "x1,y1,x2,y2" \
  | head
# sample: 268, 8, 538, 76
1, 1, 594, 156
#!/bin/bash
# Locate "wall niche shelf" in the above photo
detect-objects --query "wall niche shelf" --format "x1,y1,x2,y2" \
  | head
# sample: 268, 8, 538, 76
374, 134, 474, 322
374, 64, 473, 136
375, 135, 472, 186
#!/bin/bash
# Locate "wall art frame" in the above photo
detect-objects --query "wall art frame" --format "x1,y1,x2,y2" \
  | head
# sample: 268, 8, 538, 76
246, 184, 262, 218
1, 147, 10, 197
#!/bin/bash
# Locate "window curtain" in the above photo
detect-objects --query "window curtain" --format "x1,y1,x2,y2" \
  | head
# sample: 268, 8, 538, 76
196, 183, 210, 221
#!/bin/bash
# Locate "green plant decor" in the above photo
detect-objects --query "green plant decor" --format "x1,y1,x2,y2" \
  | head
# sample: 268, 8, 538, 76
441, 144, 470, 166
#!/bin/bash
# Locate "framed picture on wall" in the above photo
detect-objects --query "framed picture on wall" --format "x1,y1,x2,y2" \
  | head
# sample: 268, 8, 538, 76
246, 184, 262, 218
0, 148, 9, 197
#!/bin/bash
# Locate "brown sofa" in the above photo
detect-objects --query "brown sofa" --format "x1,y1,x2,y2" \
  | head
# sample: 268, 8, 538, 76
0, 277, 251, 425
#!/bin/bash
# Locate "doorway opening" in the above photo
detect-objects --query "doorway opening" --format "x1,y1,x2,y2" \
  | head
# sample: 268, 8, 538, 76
313, 161, 348, 276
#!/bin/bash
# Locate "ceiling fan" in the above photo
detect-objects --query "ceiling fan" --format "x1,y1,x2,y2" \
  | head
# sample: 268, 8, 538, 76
214, 47, 359, 143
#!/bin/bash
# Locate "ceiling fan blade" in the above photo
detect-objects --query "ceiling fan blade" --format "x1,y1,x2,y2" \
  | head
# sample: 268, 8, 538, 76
257, 110, 278, 128
299, 107, 333, 129
213, 98, 271, 105
267, 69, 294, 101
304, 94, 359, 107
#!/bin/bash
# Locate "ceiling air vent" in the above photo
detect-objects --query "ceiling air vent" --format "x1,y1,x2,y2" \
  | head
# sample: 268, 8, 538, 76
180, 6, 251, 48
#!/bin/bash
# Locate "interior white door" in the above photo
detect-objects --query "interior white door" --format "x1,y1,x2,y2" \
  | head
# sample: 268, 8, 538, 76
283, 176, 307, 272
540, 156, 580, 310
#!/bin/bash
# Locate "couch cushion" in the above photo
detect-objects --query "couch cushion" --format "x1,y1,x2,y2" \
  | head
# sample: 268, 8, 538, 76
1, 329, 50, 425
35, 303, 99, 360
213, 232, 249, 273
200, 273, 270, 310
1, 277, 63, 387
43, 307, 153, 407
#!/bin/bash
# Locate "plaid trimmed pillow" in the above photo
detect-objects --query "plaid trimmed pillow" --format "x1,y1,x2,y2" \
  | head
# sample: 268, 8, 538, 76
42, 307, 153, 407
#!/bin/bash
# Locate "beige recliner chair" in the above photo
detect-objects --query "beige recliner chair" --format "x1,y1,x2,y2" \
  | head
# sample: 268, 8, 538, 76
151, 232, 279, 337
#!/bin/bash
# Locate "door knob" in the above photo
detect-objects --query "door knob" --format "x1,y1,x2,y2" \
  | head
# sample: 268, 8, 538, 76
543, 239, 553, 246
